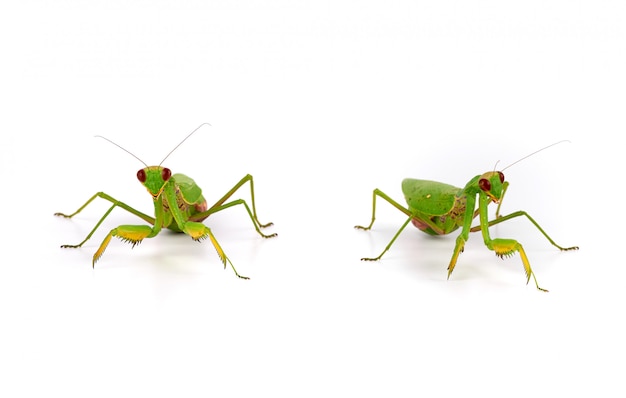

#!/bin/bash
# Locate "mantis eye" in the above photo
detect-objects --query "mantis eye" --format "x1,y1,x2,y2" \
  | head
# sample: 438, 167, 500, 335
137, 169, 146, 183
479, 178, 491, 192
162, 168, 172, 181
498, 172, 505, 183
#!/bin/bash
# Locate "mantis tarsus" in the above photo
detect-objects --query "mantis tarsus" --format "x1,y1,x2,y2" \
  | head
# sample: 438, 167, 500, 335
55, 123, 276, 279
355, 142, 579, 291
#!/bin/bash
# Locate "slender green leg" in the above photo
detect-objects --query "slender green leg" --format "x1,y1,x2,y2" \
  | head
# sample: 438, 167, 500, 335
360, 217, 413, 261
469, 210, 579, 251
190, 199, 277, 238
355, 189, 420, 261
470, 180, 577, 251
355, 188, 412, 231
190, 174, 274, 231
55, 192, 155, 248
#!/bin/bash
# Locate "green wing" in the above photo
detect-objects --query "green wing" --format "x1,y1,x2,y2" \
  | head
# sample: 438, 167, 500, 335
402, 178, 461, 216
172, 173, 204, 205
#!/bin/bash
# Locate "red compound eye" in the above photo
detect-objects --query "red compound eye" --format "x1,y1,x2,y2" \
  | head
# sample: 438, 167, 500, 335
137, 169, 146, 183
162, 168, 171, 181
479, 178, 491, 192
498, 171, 505, 183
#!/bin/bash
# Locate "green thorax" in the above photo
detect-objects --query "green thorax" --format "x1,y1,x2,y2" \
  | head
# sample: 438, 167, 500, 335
137, 166, 207, 232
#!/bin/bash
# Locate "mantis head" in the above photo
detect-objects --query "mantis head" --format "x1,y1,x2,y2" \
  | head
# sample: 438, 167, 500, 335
478, 171, 506, 203
476, 140, 572, 204
137, 166, 172, 200
475, 140, 572, 203
95, 123, 210, 200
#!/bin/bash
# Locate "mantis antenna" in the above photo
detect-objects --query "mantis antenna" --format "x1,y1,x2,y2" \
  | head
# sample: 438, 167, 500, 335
159, 122, 211, 166
492, 160, 501, 173
502, 140, 571, 171
94, 135, 148, 168
94, 122, 212, 168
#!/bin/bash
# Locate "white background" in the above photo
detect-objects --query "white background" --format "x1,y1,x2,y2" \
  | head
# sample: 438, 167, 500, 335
1, 1, 623, 396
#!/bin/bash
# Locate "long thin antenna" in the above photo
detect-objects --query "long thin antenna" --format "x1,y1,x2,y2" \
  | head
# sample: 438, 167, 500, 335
94, 135, 148, 167
492, 160, 501, 172
159, 122, 211, 166
502, 140, 571, 171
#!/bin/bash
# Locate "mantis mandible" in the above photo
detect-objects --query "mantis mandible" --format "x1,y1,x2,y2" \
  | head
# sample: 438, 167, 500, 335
55, 123, 276, 279
354, 141, 578, 291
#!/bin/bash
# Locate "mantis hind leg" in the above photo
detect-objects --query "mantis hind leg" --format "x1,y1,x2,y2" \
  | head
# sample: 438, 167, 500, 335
355, 189, 415, 261
360, 217, 413, 261
470, 211, 579, 251
55, 192, 155, 248
354, 188, 412, 231
189, 174, 275, 235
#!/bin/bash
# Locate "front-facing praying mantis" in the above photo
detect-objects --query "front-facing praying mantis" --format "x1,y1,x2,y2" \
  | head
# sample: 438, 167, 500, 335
55, 123, 276, 279
355, 142, 578, 291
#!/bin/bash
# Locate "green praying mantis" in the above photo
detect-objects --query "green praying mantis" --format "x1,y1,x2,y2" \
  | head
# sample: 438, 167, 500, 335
56, 126, 578, 290
355, 142, 579, 292
54, 123, 276, 279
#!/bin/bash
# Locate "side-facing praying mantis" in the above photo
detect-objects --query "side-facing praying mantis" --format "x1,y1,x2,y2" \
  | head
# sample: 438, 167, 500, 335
354, 142, 578, 291
55, 123, 276, 279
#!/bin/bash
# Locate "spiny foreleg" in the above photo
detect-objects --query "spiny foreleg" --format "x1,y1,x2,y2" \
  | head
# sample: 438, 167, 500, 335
182, 221, 249, 279
92, 225, 153, 267
488, 238, 547, 292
